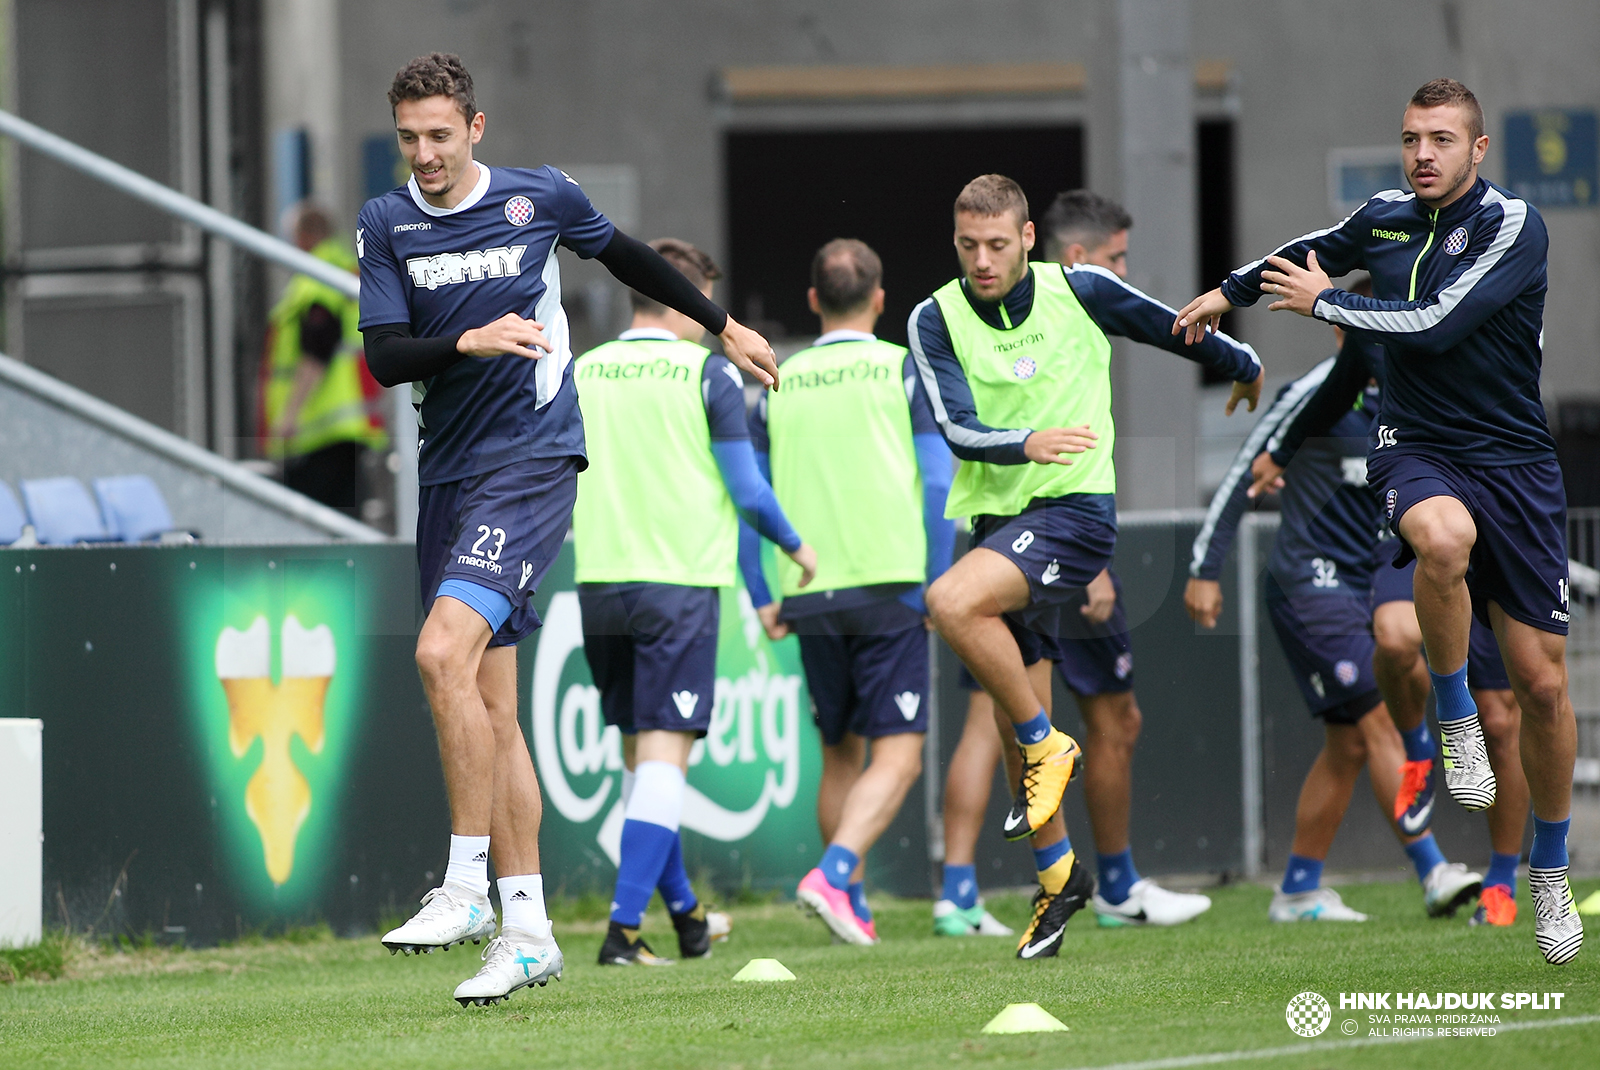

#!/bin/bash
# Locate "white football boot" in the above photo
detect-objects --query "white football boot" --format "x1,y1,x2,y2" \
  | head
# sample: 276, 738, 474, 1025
1528, 866, 1584, 965
1422, 861, 1483, 918
453, 929, 563, 1006
933, 898, 1015, 937
1093, 879, 1213, 926
382, 883, 497, 955
1439, 714, 1497, 811
1269, 886, 1369, 922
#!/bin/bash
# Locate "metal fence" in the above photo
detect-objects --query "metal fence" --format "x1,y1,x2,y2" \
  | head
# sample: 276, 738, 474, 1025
1567, 508, 1600, 792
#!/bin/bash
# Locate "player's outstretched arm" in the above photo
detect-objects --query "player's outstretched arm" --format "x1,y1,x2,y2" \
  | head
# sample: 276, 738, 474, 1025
1173, 288, 1236, 345
1023, 426, 1100, 466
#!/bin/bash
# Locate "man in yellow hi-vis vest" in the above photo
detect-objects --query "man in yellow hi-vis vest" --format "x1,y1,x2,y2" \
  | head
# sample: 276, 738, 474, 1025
262, 204, 388, 515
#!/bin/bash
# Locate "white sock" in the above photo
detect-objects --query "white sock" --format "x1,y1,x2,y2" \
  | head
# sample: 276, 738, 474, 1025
443, 834, 490, 897
621, 767, 637, 808
499, 874, 551, 939
626, 761, 684, 830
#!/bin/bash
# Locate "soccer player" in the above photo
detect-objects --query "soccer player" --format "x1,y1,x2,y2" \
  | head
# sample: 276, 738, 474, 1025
1176, 78, 1582, 964
357, 54, 780, 1005
572, 239, 814, 966
740, 239, 953, 945
1248, 306, 1531, 928
933, 192, 1211, 935
915, 175, 1263, 957
1187, 324, 1483, 922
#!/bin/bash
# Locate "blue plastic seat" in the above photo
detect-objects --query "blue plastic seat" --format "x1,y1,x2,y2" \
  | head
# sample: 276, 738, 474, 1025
94, 475, 176, 543
0, 482, 24, 545
21, 477, 114, 545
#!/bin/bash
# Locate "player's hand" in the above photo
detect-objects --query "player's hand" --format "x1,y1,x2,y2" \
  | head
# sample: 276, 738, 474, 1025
458, 313, 553, 360
1227, 370, 1264, 415
786, 543, 818, 589
720, 316, 780, 389
1080, 568, 1116, 624
756, 602, 789, 641
1024, 425, 1099, 465
1185, 578, 1224, 629
1260, 249, 1332, 318
1247, 450, 1286, 499
1173, 288, 1234, 345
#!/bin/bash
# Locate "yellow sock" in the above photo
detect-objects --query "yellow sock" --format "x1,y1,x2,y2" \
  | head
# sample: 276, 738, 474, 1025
1037, 850, 1076, 895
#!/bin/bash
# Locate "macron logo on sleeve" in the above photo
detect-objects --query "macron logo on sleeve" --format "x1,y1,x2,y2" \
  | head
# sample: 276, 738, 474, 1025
405, 245, 528, 290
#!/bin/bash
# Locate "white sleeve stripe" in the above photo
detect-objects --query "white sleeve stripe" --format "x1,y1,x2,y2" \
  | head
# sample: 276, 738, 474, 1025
1188, 357, 1336, 575
1316, 190, 1526, 334
1068, 263, 1262, 375
1230, 189, 1414, 277
907, 297, 1031, 451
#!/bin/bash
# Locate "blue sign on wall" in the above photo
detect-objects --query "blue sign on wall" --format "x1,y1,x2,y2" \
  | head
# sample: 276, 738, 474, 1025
1504, 110, 1597, 208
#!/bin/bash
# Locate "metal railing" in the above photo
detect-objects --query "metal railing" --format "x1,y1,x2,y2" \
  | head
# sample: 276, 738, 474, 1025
1567, 509, 1600, 791
0, 108, 419, 539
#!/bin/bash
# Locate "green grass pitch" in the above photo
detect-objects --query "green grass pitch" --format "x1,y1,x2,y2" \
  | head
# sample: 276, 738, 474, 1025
3, 879, 1597, 1069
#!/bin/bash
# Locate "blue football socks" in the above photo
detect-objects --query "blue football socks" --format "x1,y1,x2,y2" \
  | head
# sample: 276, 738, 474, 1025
1531, 816, 1571, 870
611, 819, 676, 927
1282, 853, 1323, 895
848, 881, 872, 923
1014, 709, 1053, 746
820, 843, 859, 892
1400, 721, 1436, 763
1033, 837, 1071, 873
1096, 848, 1141, 906
1429, 663, 1475, 723
1485, 851, 1520, 897
1403, 833, 1447, 883
657, 833, 697, 916
941, 864, 978, 910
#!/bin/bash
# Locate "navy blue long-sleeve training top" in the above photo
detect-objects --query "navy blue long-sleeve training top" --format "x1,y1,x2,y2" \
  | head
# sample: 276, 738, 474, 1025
909, 263, 1261, 465
1221, 176, 1551, 467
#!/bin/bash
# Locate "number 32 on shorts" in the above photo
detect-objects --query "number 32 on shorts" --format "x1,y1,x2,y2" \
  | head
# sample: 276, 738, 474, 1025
472, 525, 507, 561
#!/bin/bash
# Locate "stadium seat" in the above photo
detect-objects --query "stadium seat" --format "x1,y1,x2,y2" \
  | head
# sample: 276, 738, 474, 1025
21, 477, 115, 545
0, 483, 25, 545
94, 475, 180, 543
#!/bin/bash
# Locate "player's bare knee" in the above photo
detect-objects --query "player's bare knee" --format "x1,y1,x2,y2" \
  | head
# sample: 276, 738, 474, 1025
415, 630, 470, 688
924, 574, 964, 628
1407, 516, 1474, 578
1517, 669, 1567, 720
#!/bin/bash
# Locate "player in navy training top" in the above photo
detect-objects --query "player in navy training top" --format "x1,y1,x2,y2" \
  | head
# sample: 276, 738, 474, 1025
1176, 78, 1583, 965
359, 54, 782, 1005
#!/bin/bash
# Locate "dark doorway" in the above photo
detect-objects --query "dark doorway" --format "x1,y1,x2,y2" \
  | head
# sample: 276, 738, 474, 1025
724, 126, 1084, 346
1197, 118, 1239, 381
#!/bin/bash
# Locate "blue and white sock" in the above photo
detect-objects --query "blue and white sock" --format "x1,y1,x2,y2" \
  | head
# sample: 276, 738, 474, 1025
1485, 851, 1519, 897
1400, 722, 1436, 763
1014, 709, 1053, 746
1530, 816, 1571, 870
1097, 848, 1141, 906
941, 864, 978, 910
1282, 853, 1322, 895
1403, 833, 1447, 883
819, 843, 859, 892
657, 833, 698, 916
444, 834, 491, 897
609, 761, 683, 927
848, 881, 872, 923
1033, 837, 1072, 873
1429, 663, 1475, 724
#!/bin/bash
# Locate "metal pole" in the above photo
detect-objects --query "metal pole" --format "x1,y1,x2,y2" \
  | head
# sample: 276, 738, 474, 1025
0, 108, 356, 298
204, 5, 237, 458
392, 385, 419, 540
1237, 513, 1264, 879
924, 630, 944, 872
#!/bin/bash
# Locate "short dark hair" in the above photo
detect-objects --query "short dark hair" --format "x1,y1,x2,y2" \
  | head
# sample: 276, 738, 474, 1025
630, 238, 721, 314
1040, 190, 1132, 261
954, 174, 1029, 229
389, 53, 478, 125
810, 239, 883, 316
1409, 78, 1484, 142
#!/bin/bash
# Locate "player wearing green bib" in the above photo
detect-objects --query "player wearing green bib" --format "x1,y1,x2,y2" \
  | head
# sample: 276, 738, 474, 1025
739, 239, 955, 945
571, 240, 815, 967
915, 175, 1263, 958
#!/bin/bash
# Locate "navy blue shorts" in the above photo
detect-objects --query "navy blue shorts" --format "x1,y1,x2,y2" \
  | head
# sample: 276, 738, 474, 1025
1264, 576, 1381, 725
1368, 554, 1511, 691
417, 455, 579, 646
1369, 451, 1569, 636
969, 495, 1117, 662
793, 600, 929, 745
579, 583, 718, 735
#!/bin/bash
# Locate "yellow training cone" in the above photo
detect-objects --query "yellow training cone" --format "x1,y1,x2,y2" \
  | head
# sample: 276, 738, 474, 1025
732, 958, 796, 982
982, 1003, 1069, 1034
1577, 890, 1600, 916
